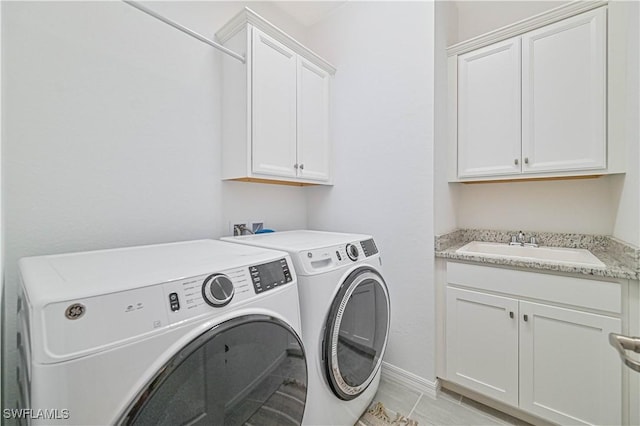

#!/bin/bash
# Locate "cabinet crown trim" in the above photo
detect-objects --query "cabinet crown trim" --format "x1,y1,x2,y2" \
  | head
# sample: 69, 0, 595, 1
216, 7, 337, 75
447, 0, 607, 56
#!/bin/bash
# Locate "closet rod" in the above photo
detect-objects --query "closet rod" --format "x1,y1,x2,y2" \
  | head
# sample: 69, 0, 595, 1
122, 0, 245, 63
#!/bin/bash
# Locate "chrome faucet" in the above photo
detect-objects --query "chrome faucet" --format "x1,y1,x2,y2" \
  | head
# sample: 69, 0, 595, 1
510, 231, 539, 247
510, 231, 525, 246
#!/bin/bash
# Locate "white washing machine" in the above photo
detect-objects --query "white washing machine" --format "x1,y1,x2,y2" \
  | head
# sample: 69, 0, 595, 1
223, 231, 391, 426
17, 240, 308, 425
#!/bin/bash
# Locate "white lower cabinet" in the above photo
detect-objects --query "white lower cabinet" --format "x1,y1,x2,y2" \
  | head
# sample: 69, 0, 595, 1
446, 263, 623, 425
446, 288, 519, 406
519, 301, 621, 425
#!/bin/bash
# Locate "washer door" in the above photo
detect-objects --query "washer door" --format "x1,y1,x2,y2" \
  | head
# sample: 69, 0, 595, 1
323, 266, 390, 400
119, 315, 307, 426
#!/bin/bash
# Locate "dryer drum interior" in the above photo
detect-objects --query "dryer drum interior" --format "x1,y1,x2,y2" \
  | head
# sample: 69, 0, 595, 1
119, 314, 307, 426
323, 267, 391, 401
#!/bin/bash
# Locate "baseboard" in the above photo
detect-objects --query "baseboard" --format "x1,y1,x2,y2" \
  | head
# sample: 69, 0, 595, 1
380, 361, 439, 398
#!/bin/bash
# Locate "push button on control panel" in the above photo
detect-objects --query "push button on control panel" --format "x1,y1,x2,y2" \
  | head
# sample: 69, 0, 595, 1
169, 292, 180, 311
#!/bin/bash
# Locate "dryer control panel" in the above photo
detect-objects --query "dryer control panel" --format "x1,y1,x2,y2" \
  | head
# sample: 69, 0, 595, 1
298, 239, 379, 275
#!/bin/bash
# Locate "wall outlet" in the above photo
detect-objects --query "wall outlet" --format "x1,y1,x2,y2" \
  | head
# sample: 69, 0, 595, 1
251, 221, 264, 233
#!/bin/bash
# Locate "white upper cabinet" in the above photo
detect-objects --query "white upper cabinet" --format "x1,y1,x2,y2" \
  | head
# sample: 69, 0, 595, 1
458, 38, 521, 178
297, 57, 331, 182
217, 9, 335, 186
448, 5, 619, 182
251, 30, 298, 178
522, 8, 606, 173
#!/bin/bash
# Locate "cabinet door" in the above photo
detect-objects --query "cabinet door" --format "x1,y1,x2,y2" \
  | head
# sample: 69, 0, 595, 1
446, 287, 519, 405
251, 29, 297, 178
457, 38, 521, 178
521, 8, 606, 173
519, 301, 621, 425
297, 57, 330, 182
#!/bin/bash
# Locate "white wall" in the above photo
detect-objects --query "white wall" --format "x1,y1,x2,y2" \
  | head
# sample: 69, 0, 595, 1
434, 0, 458, 380
456, 178, 618, 234
305, 2, 436, 381
435, 1, 458, 236
1, 0, 4, 411
1, 1, 308, 410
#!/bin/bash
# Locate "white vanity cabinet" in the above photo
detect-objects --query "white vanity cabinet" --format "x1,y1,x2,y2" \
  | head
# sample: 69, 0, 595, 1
446, 287, 519, 405
449, 5, 619, 182
518, 301, 621, 424
445, 262, 623, 425
217, 8, 334, 186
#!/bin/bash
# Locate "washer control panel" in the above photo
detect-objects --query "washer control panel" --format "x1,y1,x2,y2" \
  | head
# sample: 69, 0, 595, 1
163, 258, 294, 322
163, 267, 251, 322
38, 254, 297, 360
250, 258, 293, 294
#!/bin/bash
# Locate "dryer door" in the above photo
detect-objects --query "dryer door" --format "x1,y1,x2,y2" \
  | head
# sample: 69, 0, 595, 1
119, 315, 307, 426
323, 266, 390, 400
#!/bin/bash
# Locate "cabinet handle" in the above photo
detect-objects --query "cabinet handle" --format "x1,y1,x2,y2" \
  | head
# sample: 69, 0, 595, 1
299, 164, 304, 170
294, 164, 299, 169
524, 157, 529, 165
514, 158, 519, 165
509, 311, 514, 319
523, 314, 529, 322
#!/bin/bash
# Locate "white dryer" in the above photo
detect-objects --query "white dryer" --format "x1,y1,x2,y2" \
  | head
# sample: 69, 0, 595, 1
17, 240, 307, 425
223, 231, 391, 426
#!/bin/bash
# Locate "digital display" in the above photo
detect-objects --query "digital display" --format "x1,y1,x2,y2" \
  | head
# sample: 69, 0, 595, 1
360, 239, 378, 257
250, 259, 292, 294
256, 261, 286, 285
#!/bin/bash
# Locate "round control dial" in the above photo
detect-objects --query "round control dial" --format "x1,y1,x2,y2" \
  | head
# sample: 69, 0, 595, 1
346, 243, 359, 261
202, 274, 235, 307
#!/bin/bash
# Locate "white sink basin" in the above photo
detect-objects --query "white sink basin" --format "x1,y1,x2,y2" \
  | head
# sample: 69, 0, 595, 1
456, 241, 606, 269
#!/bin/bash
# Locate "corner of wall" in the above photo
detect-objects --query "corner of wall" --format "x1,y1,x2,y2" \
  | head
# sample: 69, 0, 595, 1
611, 0, 640, 247
434, 0, 458, 235
1, 0, 5, 412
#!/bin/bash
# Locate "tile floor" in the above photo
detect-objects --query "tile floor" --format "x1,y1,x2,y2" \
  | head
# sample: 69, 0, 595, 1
360, 378, 532, 426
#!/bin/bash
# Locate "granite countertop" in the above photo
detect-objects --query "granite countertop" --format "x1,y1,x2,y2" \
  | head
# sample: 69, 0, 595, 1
435, 229, 640, 280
